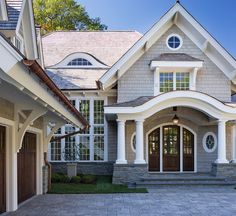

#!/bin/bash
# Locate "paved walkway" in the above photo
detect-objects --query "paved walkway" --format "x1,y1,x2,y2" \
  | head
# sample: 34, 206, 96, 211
6, 187, 236, 216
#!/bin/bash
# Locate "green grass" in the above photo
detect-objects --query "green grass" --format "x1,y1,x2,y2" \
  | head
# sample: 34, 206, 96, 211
48, 175, 147, 194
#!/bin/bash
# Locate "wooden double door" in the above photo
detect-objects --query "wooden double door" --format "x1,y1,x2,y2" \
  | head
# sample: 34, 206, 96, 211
18, 132, 37, 204
0, 126, 6, 214
148, 125, 194, 172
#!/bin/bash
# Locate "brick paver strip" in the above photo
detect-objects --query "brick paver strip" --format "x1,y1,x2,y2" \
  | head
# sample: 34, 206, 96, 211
6, 187, 236, 216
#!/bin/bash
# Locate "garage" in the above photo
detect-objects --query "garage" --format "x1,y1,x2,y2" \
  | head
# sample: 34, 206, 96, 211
17, 132, 37, 204
0, 126, 6, 214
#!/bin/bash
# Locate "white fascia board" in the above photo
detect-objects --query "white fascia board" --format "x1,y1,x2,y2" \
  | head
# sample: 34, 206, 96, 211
104, 91, 236, 117
150, 61, 203, 70
0, 0, 8, 20
0, 36, 23, 72
178, 7, 236, 69
99, 4, 180, 86
7, 63, 83, 128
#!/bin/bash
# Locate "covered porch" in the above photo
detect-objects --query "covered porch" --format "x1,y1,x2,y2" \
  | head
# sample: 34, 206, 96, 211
105, 91, 236, 184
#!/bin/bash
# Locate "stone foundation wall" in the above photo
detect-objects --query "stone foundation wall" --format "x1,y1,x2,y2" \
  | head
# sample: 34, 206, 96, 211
112, 164, 148, 184
42, 166, 49, 194
211, 163, 236, 180
51, 162, 114, 175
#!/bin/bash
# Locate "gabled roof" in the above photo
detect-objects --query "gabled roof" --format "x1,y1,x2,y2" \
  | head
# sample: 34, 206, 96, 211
0, 32, 89, 128
42, 31, 142, 67
99, 2, 236, 89
0, 0, 22, 29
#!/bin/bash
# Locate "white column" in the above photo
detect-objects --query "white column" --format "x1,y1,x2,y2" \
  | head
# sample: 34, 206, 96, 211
215, 120, 229, 164
116, 119, 127, 164
134, 120, 146, 164
231, 122, 236, 163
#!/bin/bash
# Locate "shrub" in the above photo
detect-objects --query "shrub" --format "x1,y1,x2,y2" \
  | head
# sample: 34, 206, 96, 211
61, 175, 71, 183
51, 173, 63, 183
51, 173, 70, 183
82, 175, 97, 184
70, 176, 81, 184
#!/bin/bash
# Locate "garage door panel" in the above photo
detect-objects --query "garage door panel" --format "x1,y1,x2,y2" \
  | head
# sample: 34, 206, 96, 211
18, 132, 36, 204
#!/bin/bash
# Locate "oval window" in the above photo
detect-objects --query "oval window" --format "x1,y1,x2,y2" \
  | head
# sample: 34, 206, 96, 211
203, 132, 217, 153
166, 34, 182, 50
131, 133, 136, 152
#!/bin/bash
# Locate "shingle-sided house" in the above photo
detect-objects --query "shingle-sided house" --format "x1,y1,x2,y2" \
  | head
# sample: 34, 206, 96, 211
0, 0, 87, 214
43, 2, 236, 185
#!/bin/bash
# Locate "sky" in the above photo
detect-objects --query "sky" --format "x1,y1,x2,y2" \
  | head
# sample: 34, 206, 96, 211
77, 0, 236, 58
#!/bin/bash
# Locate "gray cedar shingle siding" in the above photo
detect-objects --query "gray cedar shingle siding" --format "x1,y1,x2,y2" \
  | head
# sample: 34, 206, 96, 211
118, 25, 231, 103
0, 0, 22, 30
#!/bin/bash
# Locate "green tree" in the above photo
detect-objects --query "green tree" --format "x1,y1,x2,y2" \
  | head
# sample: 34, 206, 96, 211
33, 0, 107, 34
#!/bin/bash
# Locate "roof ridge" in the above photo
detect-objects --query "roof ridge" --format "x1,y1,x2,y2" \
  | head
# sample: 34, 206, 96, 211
42, 30, 142, 38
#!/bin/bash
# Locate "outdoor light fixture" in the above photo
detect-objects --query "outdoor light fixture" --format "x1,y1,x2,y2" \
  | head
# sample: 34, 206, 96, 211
172, 114, 179, 125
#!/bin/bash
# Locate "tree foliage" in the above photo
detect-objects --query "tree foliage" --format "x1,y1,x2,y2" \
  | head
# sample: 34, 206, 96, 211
33, 0, 107, 34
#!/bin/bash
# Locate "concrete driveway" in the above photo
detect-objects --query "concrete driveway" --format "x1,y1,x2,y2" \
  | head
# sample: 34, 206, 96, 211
6, 186, 236, 216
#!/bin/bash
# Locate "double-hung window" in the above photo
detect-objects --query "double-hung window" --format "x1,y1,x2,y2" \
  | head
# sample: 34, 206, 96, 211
160, 72, 190, 93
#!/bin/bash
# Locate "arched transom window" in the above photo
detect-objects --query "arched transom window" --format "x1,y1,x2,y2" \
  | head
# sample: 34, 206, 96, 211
67, 58, 92, 66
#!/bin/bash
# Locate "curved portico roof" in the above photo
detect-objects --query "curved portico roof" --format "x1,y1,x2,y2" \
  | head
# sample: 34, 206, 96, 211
105, 91, 236, 120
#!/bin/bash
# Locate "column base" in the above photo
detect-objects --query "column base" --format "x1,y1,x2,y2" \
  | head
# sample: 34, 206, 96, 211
134, 159, 146, 164
116, 159, 127, 164
215, 159, 229, 164
230, 159, 236, 163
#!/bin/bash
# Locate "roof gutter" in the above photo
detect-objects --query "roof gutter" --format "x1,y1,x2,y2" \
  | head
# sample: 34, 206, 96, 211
22, 59, 89, 128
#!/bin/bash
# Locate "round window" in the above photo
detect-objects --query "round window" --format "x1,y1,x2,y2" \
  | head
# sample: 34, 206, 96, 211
131, 133, 136, 152
166, 34, 182, 50
203, 132, 217, 153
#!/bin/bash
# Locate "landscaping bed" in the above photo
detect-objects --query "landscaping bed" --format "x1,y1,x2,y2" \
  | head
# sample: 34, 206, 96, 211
48, 173, 147, 194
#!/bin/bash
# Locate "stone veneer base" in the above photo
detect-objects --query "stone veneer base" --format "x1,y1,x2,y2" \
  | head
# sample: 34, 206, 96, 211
211, 163, 236, 180
112, 164, 148, 184
51, 162, 114, 176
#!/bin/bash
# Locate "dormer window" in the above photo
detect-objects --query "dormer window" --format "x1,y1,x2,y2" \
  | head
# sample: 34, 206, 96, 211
67, 58, 92, 66
50, 52, 109, 69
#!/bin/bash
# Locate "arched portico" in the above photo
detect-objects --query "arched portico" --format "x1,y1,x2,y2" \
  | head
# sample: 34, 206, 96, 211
105, 91, 236, 167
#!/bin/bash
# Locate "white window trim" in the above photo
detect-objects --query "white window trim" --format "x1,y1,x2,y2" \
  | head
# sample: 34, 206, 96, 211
49, 97, 108, 162
153, 67, 201, 95
166, 34, 183, 51
202, 132, 217, 153
131, 132, 136, 153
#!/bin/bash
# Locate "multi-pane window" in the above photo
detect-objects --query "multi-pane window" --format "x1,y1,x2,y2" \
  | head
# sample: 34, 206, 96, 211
176, 72, 190, 90
160, 72, 190, 93
68, 58, 92, 66
79, 136, 90, 160
160, 73, 174, 92
51, 138, 61, 161
94, 100, 105, 161
94, 100, 104, 124
50, 98, 106, 162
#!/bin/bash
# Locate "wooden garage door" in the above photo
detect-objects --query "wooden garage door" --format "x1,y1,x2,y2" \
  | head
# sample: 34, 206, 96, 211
18, 132, 36, 204
0, 126, 6, 214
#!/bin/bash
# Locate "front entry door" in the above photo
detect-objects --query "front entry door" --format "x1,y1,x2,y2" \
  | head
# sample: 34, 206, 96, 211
148, 128, 160, 171
0, 126, 6, 214
18, 132, 36, 204
163, 125, 180, 171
